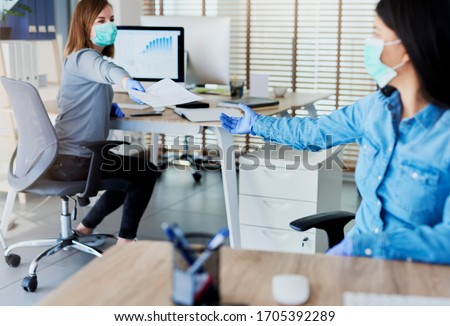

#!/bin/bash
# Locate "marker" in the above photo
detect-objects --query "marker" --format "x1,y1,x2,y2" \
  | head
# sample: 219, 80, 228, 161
187, 228, 229, 274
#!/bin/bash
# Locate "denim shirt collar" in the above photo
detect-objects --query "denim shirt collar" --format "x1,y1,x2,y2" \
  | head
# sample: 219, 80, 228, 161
414, 102, 445, 129
381, 90, 445, 129
381, 90, 402, 121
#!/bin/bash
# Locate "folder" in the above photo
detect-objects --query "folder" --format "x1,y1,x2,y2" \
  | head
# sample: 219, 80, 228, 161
45, 0, 56, 39
217, 96, 279, 109
174, 107, 242, 122
27, 0, 37, 40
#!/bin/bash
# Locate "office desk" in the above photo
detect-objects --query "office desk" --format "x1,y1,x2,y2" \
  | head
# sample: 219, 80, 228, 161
110, 92, 330, 248
40, 240, 450, 306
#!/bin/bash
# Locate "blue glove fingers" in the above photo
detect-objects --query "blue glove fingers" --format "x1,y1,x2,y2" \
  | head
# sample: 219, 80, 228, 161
129, 94, 146, 105
110, 103, 125, 118
126, 79, 145, 92
116, 108, 125, 118
220, 113, 236, 127
238, 103, 255, 115
220, 114, 239, 133
132, 81, 145, 92
125, 79, 146, 104
115, 103, 125, 118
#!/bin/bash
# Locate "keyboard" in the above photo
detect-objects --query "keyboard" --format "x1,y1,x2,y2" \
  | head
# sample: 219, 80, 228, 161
116, 103, 151, 110
343, 292, 450, 306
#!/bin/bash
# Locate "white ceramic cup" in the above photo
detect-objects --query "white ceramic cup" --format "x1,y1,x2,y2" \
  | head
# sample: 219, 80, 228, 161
273, 87, 288, 98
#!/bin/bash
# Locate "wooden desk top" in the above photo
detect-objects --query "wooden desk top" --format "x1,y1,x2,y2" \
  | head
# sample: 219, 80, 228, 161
40, 241, 450, 306
41, 89, 329, 128
112, 91, 331, 128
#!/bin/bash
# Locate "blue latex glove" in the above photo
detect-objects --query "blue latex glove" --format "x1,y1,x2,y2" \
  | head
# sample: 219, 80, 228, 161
220, 103, 259, 134
326, 237, 353, 256
125, 79, 146, 104
110, 102, 125, 118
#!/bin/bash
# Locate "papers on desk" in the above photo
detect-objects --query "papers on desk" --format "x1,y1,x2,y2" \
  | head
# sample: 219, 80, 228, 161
115, 103, 151, 110
174, 107, 243, 122
128, 78, 204, 108
217, 96, 279, 109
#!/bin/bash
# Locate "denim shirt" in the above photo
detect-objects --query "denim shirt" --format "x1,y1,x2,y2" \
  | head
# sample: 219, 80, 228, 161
252, 90, 450, 264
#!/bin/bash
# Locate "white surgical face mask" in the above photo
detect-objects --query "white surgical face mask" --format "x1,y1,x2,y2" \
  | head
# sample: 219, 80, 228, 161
364, 37, 405, 88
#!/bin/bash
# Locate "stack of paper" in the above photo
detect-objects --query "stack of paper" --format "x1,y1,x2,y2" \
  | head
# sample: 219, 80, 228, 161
174, 108, 243, 122
128, 78, 204, 108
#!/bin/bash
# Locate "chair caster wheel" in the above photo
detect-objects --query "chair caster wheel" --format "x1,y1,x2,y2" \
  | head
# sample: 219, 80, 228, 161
193, 172, 202, 182
22, 275, 38, 292
5, 254, 21, 267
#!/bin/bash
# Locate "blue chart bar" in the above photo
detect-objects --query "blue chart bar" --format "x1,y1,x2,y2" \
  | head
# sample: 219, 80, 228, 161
142, 36, 173, 54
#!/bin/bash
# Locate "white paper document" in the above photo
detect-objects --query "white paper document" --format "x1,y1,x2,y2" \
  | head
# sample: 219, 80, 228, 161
116, 103, 151, 110
174, 108, 243, 122
128, 78, 204, 108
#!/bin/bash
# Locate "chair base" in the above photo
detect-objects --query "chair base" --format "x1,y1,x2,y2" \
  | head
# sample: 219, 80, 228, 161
3, 196, 117, 292
159, 135, 205, 182
4, 232, 117, 292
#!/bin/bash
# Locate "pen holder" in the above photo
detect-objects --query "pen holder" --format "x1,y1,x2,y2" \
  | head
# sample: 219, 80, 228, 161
229, 79, 245, 99
171, 235, 220, 306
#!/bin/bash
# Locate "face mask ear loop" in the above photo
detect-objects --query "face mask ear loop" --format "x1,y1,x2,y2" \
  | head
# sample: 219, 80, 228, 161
384, 39, 405, 71
384, 39, 402, 46
391, 61, 406, 71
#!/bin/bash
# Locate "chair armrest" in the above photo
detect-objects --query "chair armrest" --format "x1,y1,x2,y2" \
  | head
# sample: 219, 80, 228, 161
77, 140, 130, 202
289, 211, 355, 249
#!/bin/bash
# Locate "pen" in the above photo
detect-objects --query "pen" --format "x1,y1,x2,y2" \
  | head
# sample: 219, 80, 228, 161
161, 223, 197, 265
187, 228, 229, 274
130, 112, 163, 117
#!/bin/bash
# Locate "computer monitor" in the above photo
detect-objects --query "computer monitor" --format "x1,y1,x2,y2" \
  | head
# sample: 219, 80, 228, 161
140, 16, 230, 86
113, 26, 185, 83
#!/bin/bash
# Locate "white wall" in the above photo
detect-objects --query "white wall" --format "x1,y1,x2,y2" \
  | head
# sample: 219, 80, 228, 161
109, 0, 142, 25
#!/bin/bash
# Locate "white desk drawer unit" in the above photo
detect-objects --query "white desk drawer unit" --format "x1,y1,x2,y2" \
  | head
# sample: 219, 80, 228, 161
240, 167, 319, 202
239, 145, 343, 254
239, 195, 317, 229
240, 225, 316, 254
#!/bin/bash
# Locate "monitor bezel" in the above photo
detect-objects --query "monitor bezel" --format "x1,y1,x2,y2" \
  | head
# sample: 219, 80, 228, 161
116, 25, 185, 83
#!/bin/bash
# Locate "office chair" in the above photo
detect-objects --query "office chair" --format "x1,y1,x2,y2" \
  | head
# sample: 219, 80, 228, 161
290, 211, 355, 249
160, 134, 203, 182
0, 76, 132, 292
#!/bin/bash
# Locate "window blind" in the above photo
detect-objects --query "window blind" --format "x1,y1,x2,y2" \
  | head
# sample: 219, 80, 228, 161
141, 0, 379, 171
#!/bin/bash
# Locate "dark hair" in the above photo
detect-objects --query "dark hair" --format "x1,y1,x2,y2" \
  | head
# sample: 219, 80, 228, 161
376, 0, 450, 108
65, 0, 114, 58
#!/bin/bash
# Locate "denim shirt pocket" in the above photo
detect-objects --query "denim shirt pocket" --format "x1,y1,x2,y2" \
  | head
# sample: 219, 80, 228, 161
393, 161, 441, 217
355, 138, 379, 189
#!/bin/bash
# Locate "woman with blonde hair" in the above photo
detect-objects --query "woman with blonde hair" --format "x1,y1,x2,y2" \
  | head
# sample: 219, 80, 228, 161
50, 0, 158, 245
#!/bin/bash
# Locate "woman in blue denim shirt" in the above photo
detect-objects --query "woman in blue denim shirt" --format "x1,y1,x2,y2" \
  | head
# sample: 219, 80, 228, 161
221, 0, 450, 264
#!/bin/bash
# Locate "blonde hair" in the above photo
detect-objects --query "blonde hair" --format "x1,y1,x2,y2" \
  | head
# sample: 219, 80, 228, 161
64, 0, 115, 58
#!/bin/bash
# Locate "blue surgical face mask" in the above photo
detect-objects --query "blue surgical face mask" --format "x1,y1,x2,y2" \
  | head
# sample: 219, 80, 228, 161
91, 22, 117, 47
364, 37, 404, 88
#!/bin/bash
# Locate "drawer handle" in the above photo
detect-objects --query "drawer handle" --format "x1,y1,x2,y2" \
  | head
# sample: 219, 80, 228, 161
262, 200, 289, 210
262, 169, 291, 179
261, 229, 289, 242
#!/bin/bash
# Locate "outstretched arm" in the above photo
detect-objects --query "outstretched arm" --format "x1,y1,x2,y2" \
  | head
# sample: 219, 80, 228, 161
220, 92, 376, 150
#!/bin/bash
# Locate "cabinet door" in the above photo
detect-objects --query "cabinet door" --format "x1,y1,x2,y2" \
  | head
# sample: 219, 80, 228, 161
239, 195, 317, 230
240, 225, 315, 254
239, 167, 319, 202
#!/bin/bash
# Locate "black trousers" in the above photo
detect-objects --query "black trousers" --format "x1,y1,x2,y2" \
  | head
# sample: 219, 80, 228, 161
49, 153, 158, 239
